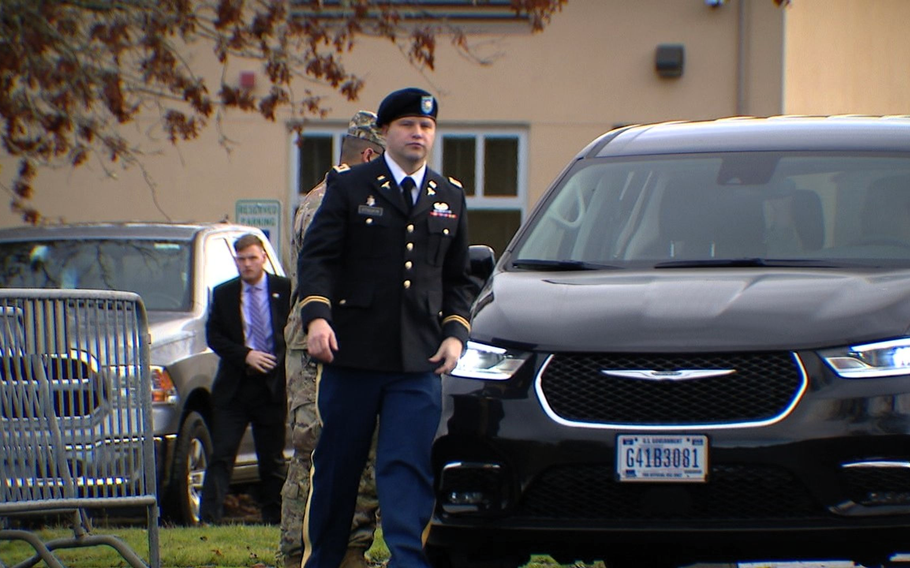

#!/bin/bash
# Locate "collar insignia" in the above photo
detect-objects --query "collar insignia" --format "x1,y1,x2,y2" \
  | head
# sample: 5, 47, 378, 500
381, 181, 391, 189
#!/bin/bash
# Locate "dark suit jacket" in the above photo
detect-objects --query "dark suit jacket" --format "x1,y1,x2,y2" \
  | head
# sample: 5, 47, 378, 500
297, 157, 475, 373
206, 273, 291, 406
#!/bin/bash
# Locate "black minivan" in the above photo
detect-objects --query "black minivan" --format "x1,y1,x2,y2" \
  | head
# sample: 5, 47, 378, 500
429, 116, 910, 568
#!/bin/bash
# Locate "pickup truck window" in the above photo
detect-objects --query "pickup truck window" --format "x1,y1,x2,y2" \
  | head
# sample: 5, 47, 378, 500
0, 239, 192, 311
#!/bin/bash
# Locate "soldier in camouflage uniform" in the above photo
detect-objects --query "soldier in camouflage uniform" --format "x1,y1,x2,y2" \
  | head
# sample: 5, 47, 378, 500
279, 111, 386, 568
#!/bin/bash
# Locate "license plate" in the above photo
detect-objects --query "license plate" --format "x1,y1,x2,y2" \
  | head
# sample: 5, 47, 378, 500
616, 434, 708, 482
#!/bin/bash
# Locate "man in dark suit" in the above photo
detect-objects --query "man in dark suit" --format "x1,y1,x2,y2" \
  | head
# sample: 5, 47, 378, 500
200, 233, 291, 525
297, 88, 475, 568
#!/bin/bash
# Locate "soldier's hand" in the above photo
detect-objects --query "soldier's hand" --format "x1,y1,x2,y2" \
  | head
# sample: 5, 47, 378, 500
430, 337, 463, 375
307, 318, 338, 363
246, 350, 278, 373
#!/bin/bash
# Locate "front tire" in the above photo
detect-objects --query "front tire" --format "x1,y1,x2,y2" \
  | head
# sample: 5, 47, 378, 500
165, 411, 212, 525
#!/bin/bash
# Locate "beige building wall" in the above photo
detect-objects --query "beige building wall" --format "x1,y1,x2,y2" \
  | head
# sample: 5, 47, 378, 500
300, 0, 786, 209
2, 0, 905, 265
783, 0, 910, 115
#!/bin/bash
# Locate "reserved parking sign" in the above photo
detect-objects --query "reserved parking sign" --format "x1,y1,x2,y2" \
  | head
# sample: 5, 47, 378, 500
236, 199, 281, 257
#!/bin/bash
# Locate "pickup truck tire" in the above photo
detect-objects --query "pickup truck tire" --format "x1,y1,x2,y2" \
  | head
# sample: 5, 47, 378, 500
166, 411, 212, 526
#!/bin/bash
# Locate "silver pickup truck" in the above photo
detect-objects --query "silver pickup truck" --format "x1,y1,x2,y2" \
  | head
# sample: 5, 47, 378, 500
0, 222, 288, 525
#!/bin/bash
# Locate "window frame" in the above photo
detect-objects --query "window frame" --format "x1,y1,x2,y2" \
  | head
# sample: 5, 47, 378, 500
288, 123, 529, 252
288, 125, 348, 223
289, 0, 536, 33
431, 127, 528, 216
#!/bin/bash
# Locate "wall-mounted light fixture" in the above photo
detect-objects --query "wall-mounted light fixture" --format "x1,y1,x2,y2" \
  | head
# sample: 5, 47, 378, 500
705, 0, 726, 7
655, 44, 685, 78
239, 71, 256, 90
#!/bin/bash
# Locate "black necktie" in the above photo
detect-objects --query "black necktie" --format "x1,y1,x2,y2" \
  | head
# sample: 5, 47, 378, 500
400, 176, 416, 214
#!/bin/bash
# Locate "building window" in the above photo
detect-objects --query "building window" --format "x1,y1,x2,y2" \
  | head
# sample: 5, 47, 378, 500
466, 209, 523, 257
435, 129, 526, 255
484, 136, 519, 197
442, 137, 476, 196
296, 133, 335, 195
290, 126, 527, 257
290, 0, 535, 28
288, 128, 346, 241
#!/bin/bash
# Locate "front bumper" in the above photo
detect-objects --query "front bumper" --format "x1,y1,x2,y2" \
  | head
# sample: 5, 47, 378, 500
430, 350, 910, 565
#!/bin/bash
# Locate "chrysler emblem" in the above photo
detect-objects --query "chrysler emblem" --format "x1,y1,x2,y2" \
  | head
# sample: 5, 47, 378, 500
600, 369, 736, 381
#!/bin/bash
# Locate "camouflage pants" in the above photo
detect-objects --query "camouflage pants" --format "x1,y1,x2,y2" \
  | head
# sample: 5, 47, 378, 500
278, 347, 379, 566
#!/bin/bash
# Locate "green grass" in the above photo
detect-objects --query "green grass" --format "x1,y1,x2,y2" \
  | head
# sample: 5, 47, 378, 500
0, 523, 594, 568
1, 523, 281, 568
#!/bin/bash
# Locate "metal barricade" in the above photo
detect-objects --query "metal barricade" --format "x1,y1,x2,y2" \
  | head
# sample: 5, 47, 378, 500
0, 290, 159, 568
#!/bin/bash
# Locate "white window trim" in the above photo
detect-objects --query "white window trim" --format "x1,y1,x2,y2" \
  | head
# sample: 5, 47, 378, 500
431, 127, 528, 218
287, 126, 347, 218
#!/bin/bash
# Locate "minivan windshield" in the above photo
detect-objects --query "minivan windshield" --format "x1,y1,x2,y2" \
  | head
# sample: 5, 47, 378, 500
0, 239, 192, 311
512, 152, 910, 268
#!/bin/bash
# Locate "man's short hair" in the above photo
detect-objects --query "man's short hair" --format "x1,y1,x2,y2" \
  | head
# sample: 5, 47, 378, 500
234, 233, 265, 253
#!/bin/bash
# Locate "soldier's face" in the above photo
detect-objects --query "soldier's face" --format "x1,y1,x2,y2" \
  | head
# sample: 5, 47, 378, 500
383, 116, 436, 172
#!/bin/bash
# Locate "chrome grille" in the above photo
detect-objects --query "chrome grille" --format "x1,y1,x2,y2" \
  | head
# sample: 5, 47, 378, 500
0, 355, 103, 419
538, 352, 804, 427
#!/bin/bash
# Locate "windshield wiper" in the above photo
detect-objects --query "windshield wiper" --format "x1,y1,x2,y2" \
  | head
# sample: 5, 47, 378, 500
653, 258, 841, 269
511, 259, 621, 271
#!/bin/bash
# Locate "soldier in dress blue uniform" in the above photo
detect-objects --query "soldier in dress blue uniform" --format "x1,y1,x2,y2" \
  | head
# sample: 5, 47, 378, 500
297, 87, 474, 568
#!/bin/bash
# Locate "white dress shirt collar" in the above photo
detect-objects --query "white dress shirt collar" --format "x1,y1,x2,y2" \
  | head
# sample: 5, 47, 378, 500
241, 273, 267, 293
384, 153, 427, 190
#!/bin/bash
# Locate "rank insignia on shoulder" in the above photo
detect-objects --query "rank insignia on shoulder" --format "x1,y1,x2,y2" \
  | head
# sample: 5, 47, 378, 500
448, 177, 463, 189
333, 164, 351, 173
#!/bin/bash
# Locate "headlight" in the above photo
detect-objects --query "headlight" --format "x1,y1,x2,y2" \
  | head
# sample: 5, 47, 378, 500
820, 338, 910, 378
450, 341, 531, 381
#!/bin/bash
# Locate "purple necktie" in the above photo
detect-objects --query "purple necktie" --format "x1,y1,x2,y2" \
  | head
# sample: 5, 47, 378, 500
247, 286, 271, 353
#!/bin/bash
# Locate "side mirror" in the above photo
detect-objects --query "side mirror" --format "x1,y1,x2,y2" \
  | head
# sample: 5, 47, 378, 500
468, 245, 496, 285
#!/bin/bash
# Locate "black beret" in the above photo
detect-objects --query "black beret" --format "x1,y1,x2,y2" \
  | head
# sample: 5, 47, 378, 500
376, 87, 438, 127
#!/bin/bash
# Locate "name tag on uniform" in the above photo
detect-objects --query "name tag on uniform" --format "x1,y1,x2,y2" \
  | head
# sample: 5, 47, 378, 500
358, 205, 383, 217
359, 195, 383, 217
